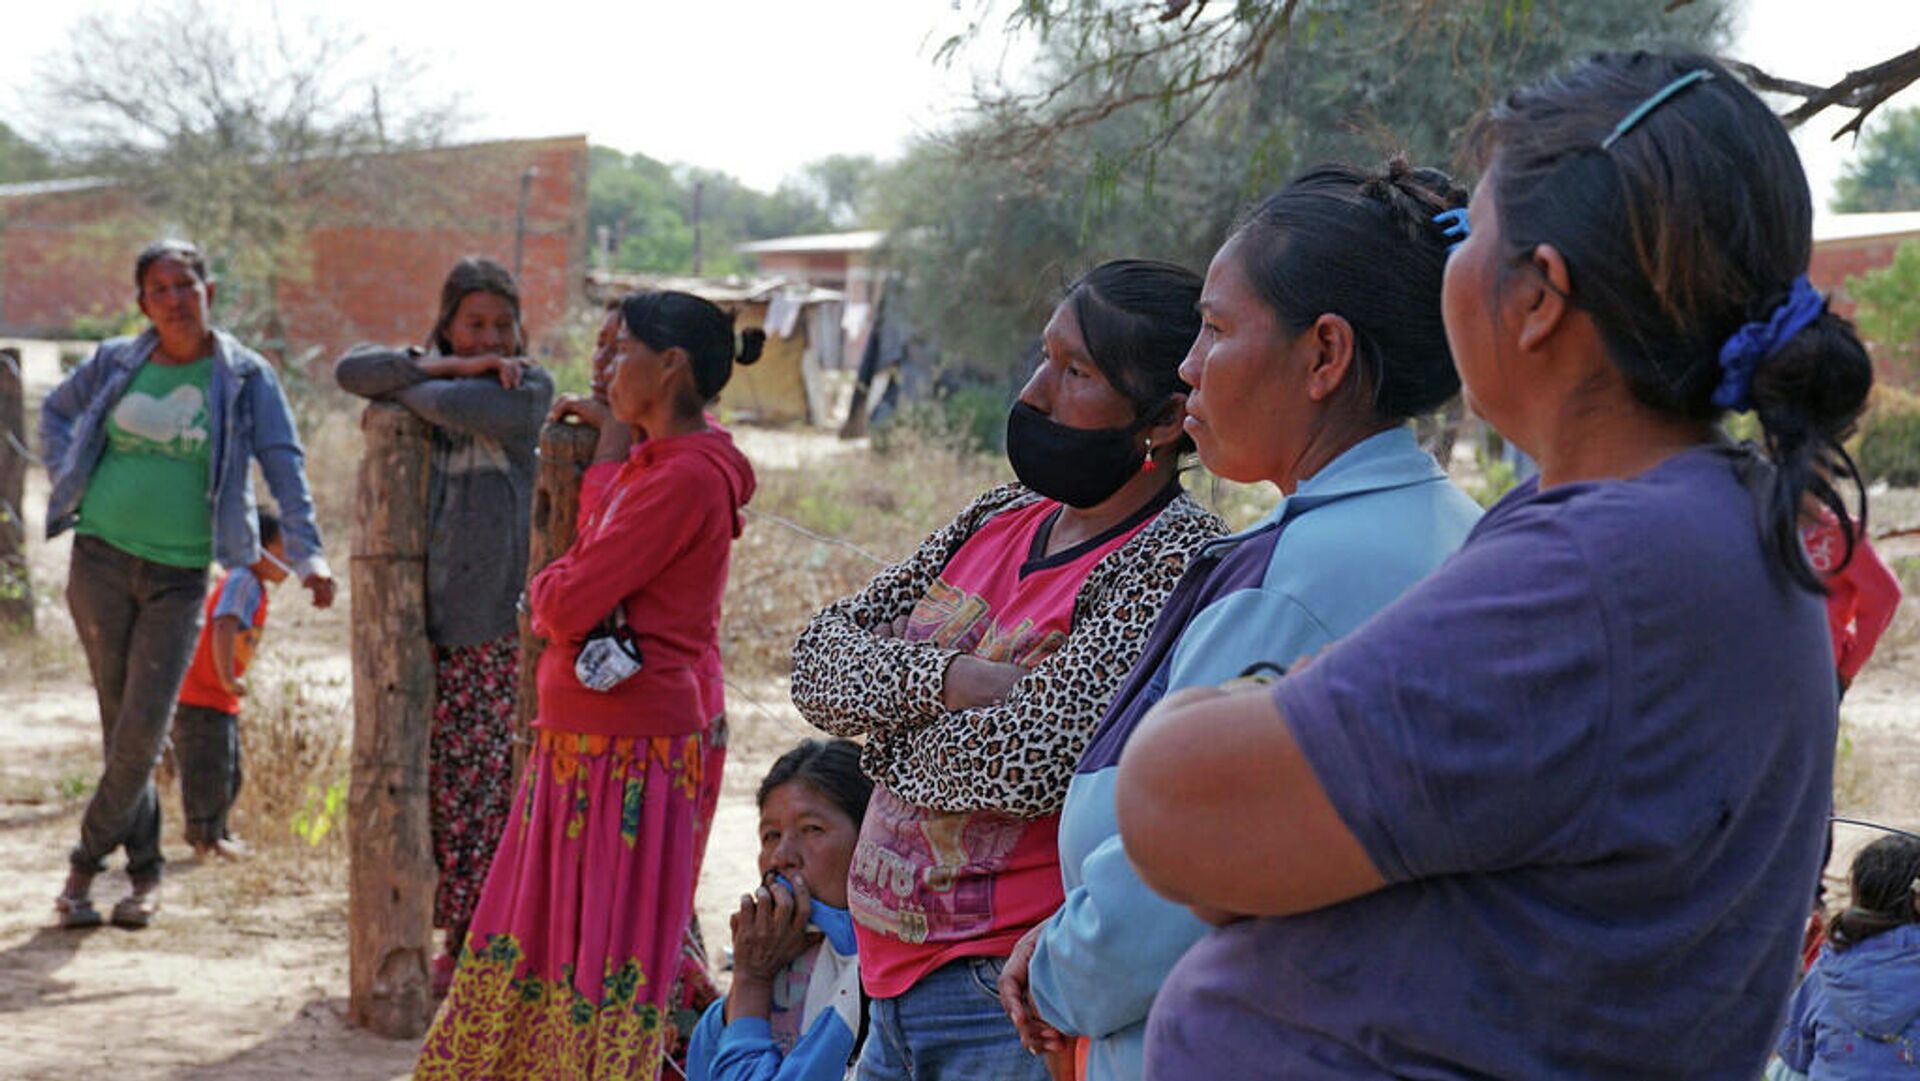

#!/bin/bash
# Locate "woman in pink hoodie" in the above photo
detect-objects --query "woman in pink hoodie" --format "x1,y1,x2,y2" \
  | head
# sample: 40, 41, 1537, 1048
418, 291, 760, 1080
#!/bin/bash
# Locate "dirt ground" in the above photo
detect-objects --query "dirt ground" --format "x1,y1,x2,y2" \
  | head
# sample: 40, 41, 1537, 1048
2, 339, 1917, 1079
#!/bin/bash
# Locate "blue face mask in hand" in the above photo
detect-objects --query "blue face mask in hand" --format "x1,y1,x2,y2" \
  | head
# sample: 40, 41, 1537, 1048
772, 873, 858, 956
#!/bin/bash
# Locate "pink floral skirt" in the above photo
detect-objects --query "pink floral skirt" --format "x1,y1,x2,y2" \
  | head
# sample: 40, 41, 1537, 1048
416, 727, 704, 1080
429, 634, 519, 932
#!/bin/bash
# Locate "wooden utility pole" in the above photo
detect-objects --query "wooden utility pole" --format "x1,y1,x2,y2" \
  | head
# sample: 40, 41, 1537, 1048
347, 402, 436, 1039
0, 348, 31, 632
512, 419, 600, 782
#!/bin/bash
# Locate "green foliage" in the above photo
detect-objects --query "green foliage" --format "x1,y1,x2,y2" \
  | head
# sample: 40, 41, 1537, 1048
588, 147, 840, 276
291, 774, 348, 846
1849, 238, 1920, 387
1465, 447, 1521, 508
1833, 107, 1920, 213
1858, 404, 1920, 487
0, 121, 58, 184
882, 0, 1731, 394
65, 303, 147, 342
874, 383, 1016, 456
1892, 555, 1920, 595
57, 772, 94, 801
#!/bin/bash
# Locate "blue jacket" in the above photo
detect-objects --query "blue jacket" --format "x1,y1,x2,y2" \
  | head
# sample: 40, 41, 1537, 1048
1026, 426, 1481, 1081
688, 899, 863, 1081
41, 329, 328, 577
1772, 924, 1920, 1079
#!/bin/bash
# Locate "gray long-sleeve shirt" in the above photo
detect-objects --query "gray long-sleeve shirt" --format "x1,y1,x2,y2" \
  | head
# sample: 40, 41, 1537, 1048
334, 345, 553, 649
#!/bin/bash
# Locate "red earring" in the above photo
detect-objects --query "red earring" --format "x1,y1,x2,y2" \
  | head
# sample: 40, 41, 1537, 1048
1142, 437, 1157, 472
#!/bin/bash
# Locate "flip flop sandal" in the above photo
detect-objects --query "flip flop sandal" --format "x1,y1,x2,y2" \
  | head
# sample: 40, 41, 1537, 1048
55, 894, 103, 929
111, 880, 161, 929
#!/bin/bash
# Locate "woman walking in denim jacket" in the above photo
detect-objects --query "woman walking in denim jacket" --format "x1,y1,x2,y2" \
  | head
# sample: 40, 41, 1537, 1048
41, 239, 333, 930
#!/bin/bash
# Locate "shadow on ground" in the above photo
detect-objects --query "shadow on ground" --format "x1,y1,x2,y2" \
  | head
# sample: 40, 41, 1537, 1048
163, 997, 417, 1081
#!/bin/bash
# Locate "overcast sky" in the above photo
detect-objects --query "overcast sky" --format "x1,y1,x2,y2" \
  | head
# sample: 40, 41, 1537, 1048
7, 0, 1917, 207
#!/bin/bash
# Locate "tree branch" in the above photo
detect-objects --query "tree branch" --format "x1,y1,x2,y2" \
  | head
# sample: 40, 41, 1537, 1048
1728, 44, 1920, 139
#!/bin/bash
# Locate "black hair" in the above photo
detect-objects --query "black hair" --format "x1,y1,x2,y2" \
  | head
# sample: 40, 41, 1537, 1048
619, 290, 765, 407
1228, 159, 1467, 421
1063, 259, 1204, 429
1829, 834, 1920, 951
1469, 50, 1874, 591
134, 239, 210, 293
429, 257, 525, 356
757, 739, 871, 828
255, 508, 282, 548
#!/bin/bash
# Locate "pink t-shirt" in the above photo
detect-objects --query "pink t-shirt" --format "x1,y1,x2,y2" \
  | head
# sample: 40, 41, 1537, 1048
849, 498, 1155, 998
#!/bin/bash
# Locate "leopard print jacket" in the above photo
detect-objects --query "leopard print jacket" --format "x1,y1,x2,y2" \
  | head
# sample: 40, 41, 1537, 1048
789, 482, 1225, 819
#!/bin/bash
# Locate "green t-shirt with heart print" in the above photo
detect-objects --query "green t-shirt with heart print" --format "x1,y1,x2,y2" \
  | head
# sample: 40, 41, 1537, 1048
76, 355, 215, 568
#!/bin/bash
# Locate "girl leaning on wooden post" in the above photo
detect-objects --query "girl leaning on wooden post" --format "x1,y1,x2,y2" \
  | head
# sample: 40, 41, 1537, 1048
333, 257, 553, 996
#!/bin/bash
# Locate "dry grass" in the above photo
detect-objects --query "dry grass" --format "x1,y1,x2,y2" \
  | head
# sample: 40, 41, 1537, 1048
720, 425, 1012, 686
225, 662, 352, 873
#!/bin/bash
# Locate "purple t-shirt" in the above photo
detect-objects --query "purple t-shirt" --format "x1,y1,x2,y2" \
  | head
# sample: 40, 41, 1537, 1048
1145, 445, 1836, 1080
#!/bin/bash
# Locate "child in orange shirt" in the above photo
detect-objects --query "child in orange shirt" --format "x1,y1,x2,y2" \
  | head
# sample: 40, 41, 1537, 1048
173, 510, 291, 860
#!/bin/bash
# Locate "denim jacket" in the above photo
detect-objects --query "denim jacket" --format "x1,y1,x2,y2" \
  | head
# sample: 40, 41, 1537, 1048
42, 328, 329, 578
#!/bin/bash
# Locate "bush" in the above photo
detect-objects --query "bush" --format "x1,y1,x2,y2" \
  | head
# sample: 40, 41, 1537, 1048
1859, 406, 1920, 487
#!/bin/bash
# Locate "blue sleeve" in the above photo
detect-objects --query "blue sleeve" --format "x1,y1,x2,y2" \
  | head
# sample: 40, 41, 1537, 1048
1029, 827, 1208, 1040
242, 363, 327, 574
1163, 589, 1337, 692
1028, 588, 1333, 1041
213, 569, 264, 630
687, 999, 856, 1081
1773, 962, 1823, 1073
39, 345, 109, 480
1273, 514, 1612, 882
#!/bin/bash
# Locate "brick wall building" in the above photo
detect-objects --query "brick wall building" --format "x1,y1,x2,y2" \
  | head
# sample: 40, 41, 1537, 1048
0, 135, 588, 361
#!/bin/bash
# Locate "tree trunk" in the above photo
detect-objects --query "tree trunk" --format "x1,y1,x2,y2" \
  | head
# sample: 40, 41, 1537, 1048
0, 349, 31, 632
512, 420, 600, 784
347, 401, 436, 1039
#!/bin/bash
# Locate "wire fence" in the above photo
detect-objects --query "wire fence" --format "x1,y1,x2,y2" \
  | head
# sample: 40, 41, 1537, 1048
739, 505, 890, 568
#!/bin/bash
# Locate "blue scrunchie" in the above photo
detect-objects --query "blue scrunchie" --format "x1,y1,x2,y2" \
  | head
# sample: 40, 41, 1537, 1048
1713, 275, 1826, 412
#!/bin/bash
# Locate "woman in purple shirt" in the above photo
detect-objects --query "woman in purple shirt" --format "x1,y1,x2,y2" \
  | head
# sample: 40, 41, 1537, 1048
1114, 51, 1876, 1080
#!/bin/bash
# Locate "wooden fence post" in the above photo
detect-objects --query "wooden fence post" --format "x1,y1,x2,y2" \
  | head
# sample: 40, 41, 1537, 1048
348, 401, 436, 1039
512, 420, 600, 783
0, 348, 30, 632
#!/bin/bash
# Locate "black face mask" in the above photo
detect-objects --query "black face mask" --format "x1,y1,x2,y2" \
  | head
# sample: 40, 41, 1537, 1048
1005, 400, 1154, 509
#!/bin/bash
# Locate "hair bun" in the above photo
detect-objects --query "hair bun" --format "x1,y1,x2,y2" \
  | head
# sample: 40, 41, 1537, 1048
1360, 157, 1469, 249
737, 327, 766, 365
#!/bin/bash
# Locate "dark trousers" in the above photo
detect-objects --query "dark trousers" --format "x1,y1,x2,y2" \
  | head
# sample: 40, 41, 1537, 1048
174, 703, 242, 846
66, 534, 207, 878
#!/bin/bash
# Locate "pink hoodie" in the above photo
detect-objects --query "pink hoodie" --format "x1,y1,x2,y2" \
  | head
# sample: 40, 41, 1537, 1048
529, 426, 755, 736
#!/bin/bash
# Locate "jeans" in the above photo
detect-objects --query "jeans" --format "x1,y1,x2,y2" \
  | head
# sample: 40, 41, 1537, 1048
174, 703, 242, 846
857, 956, 1051, 1081
66, 534, 207, 878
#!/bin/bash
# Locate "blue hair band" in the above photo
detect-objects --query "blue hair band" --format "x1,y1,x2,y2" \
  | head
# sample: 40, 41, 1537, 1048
1601, 69, 1713, 150
1712, 275, 1825, 413
1434, 208, 1470, 254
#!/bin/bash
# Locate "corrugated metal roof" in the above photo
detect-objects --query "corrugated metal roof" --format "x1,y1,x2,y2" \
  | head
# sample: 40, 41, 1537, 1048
0, 176, 115, 199
585, 270, 844, 305
1813, 211, 1920, 244
735, 229, 885, 255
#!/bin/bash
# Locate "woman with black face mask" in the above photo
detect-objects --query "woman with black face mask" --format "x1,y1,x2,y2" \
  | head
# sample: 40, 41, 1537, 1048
790, 259, 1225, 1081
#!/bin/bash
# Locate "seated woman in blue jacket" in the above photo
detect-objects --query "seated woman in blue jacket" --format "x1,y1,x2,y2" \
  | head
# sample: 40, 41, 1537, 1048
1769, 833, 1920, 1080
995, 160, 1483, 1081
689, 740, 872, 1081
